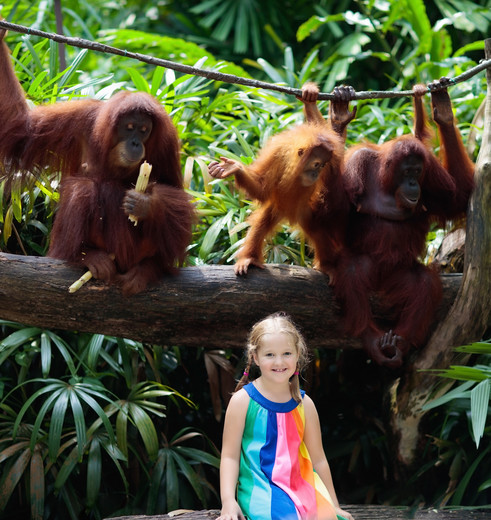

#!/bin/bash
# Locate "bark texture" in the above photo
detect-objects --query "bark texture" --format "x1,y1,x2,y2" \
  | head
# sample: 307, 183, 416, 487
0, 253, 462, 350
105, 506, 491, 520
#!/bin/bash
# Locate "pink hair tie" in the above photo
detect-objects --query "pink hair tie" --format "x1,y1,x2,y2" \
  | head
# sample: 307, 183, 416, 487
294, 371, 299, 376
243, 371, 249, 377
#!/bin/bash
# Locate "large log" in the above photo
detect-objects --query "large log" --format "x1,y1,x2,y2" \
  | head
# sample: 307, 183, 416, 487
106, 506, 491, 520
0, 252, 462, 350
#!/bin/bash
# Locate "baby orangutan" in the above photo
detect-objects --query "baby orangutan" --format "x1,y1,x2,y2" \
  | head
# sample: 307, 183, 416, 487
209, 85, 355, 277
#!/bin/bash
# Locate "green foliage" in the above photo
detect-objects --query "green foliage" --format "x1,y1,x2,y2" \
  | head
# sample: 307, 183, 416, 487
0, 0, 490, 516
421, 341, 491, 505
149, 427, 220, 513
101, 28, 250, 80
0, 323, 219, 518
296, 0, 490, 92
424, 341, 491, 449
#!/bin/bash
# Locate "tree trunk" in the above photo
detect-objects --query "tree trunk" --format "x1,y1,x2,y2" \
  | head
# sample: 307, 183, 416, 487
388, 39, 491, 471
0, 252, 462, 350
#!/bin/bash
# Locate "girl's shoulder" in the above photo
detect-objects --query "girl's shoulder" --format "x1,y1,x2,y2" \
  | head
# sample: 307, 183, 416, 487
228, 387, 251, 408
302, 393, 316, 407
302, 392, 313, 404
224, 388, 251, 426
302, 393, 320, 419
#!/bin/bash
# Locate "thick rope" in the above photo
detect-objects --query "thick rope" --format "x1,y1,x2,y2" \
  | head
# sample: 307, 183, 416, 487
0, 19, 490, 101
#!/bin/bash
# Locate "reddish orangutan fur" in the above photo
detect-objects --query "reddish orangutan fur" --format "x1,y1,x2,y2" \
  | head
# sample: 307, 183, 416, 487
229, 123, 349, 276
0, 32, 194, 295
334, 88, 475, 367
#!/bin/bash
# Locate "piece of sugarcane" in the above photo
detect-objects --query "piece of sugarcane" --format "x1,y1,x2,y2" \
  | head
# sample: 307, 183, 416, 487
68, 270, 93, 293
128, 160, 152, 225
68, 253, 116, 293
68, 162, 151, 293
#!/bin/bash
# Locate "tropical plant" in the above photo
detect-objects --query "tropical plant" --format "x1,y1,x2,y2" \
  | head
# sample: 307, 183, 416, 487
1, 0, 490, 516
420, 341, 491, 506
297, 0, 490, 90
0, 322, 219, 518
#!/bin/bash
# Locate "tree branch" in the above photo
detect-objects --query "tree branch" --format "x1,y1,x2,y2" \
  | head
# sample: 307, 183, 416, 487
0, 253, 463, 349
0, 20, 489, 101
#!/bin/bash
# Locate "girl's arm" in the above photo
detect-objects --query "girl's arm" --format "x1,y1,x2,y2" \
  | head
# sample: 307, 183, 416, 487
217, 389, 249, 520
303, 395, 354, 520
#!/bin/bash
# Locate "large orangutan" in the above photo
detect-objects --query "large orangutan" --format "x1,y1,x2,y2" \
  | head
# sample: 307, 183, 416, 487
208, 84, 355, 278
334, 80, 474, 368
0, 27, 194, 296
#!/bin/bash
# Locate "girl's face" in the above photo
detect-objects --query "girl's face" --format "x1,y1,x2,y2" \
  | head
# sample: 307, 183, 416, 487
253, 332, 299, 384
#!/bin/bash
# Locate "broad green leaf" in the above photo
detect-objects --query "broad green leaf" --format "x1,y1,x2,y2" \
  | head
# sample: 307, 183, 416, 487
98, 435, 128, 490
87, 334, 105, 371
284, 47, 295, 87
0, 447, 31, 510
257, 58, 285, 85
27, 70, 49, 96
69, 390, 87, 460
451, 444, 491, 505
171, 451, 207, 504
46, 332, 77, 375
13, 380, 63, 439
48, 390, 69, 460
116, 337, 134, 388
148, 449, 167, 512
2, 205, 13, 243
74, 386, 115, 443
1, 327, 41, 349
478, 479, 491, 492
58, 49, 89, 88
338, 32, 371, 57
31, 388, 63, 454
40, 332, 51, 378
455, 341, 491, 355
151, 66, 165, 97
126, 67, 150, 93
86, 438, 101, 507
435, 366, 489, 382
231, 126, 254, 157
421, 381, 474, 410
21, 36, 43, 71
54, 445, 80, 490
116, 404, 129, 458
129, 403, 158, 461
212, 6, 237, 46
297, 16, 327, 42
0, 441, 30, 464
166, 451, 179, 511
175, 446, 220, 468
48, 40, 59, 81
199, 216, 227, 259
470, 380, 490, 448
30, 447, 44, 520
298, 49, 320, 85
402, 0, 431, 40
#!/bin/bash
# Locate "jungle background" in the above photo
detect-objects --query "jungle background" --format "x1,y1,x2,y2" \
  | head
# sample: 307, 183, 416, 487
0, 0, 490, 519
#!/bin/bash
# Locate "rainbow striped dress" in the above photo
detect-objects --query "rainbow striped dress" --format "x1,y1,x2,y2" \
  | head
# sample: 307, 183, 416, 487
237, 383, 347, 520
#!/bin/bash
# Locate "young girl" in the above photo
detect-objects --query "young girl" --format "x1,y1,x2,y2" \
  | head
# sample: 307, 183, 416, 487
218, 313, 354, 520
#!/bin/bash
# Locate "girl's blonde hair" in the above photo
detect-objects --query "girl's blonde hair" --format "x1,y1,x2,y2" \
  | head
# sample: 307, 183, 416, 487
235, 312, 310, 402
